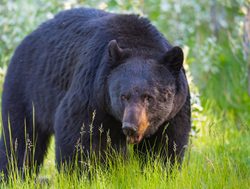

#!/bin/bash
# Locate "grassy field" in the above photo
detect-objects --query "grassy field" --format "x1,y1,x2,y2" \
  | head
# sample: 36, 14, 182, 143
0, 101, 249, 189
0, 0, 250, 188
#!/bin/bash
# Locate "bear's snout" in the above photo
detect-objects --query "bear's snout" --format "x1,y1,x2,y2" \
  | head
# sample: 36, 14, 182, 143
122, 105, 149, 144
122, 122, 137, 136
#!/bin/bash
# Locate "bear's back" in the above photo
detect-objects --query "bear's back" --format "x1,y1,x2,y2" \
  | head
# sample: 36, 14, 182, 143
2, 8, 110, 130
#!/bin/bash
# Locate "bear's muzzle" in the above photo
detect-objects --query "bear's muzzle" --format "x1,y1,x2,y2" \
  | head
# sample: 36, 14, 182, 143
122, 104, 149, 144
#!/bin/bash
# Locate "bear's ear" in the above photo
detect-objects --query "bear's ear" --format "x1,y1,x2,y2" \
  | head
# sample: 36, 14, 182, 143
108, 40, 131, 67
108, 40, 124, 63
162, 46, 184, 72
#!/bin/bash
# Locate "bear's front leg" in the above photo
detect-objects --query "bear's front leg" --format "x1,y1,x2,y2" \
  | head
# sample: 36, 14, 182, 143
54, 91, 127, 170
54, 91, 93, 170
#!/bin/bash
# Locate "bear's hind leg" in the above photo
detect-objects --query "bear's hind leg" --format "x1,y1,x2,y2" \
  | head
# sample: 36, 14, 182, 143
0, 105, 51, 179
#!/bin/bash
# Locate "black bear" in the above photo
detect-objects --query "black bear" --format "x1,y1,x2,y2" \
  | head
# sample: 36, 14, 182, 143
0, 8, 190, 177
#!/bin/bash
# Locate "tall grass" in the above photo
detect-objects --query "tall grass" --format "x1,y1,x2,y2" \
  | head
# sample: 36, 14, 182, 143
0, 95, 249, 188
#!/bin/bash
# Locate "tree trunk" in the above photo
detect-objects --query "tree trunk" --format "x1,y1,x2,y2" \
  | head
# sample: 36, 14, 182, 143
210, 0, 219, 38
243, 7, 250, 96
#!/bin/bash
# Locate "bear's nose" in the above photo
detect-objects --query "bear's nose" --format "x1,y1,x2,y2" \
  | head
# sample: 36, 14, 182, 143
122, 122, 137, 136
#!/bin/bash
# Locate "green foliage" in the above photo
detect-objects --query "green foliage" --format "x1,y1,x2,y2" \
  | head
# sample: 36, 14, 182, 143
0, 0, 250, 188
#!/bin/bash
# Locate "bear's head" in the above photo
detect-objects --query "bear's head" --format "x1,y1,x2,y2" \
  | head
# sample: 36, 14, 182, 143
105, 40, 188, 144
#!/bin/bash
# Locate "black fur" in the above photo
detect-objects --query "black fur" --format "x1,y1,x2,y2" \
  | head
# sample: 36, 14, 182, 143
0, 8, 191, 177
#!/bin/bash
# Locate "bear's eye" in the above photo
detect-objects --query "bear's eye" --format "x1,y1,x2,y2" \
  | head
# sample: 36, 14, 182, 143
142, 94, 153, 103
121, 94, 130, 101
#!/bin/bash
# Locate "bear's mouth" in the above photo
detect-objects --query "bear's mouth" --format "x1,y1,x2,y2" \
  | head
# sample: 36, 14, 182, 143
126, 134, 143, 144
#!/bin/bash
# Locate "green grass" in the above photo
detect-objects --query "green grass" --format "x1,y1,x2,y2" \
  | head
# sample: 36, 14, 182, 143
0, 98, 249, 189
1, 0, 250, 188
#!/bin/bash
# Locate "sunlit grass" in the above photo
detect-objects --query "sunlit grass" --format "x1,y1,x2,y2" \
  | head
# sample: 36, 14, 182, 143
0, 99, 249, 188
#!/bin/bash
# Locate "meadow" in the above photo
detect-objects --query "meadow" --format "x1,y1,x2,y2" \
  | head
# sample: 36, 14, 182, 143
0, 0, 250, 188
